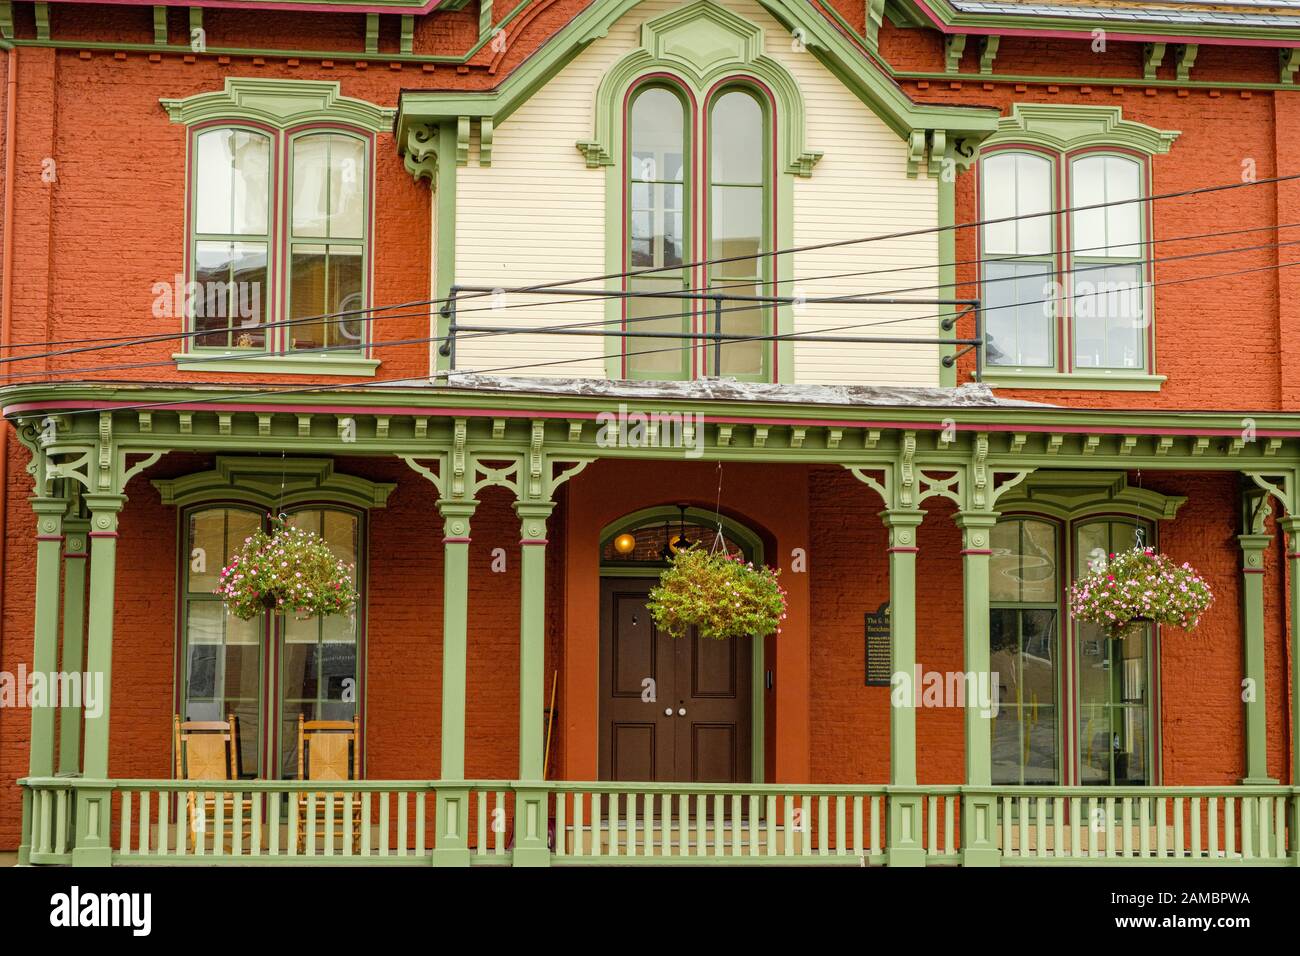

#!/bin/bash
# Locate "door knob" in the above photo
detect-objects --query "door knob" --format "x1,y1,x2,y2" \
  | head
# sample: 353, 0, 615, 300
664, 708, 673, 716
678, 707, 686, 716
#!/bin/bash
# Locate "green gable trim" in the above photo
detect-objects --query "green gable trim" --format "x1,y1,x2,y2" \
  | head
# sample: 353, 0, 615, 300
153, 456, 396, 510
395, 0, 999, 178
579, 0, 822, 179
982, 103, 1179, 155
161, 77, 395, 132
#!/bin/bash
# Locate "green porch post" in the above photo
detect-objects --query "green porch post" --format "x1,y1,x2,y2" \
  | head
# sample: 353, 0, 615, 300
19, 495, 67, 866
882, 508, 926, 867
72, 494, 125, 867
1237, 532, 1276, 784
432, 498, 477, 867
58, 517, 89, 775
1282, 516, 1300, 862
955, 511, 1001, 866
513, 499, 554, 867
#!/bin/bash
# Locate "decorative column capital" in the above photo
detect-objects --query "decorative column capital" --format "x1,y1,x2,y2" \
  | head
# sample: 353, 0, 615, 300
1237, 533, 1272, 573
954, 510, 1000, 554
437, 498, 479, 541
515, 500, 556, 545
84, 494, 127, 537
31, 499, 66, 540
880, 508, 924, 551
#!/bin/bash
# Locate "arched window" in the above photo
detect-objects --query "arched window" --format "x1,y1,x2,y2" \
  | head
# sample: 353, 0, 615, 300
989, 516, 1060, 785
180, 505, 364, 779
708, 87, 768, 379
626, 84, 690, 379
623, 79, 772, 382
289, 132, 369, 353
192, 128, 271, 349
1073, 517, 1154, 785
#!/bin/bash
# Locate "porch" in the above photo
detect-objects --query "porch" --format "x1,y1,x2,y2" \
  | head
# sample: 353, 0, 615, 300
21, 778, 1295, 865
5, 377, 1300, 867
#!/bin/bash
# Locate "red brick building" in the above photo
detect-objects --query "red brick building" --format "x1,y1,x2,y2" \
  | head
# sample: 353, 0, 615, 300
1, 0, 1298, 866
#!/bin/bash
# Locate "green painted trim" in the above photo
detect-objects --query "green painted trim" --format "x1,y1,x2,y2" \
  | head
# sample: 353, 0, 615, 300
29, 498, 66, 780
173, 353, 381, 376
153, 6, 169, 46
58, 518, 89, 776
396, 0, 999, 167
0, 3, 13, 41
153, 455, 396, 510
365, 13, 379, 54
1281, 518, 1300, 794
437, 501, 477, 781
580, 2, 822, 180
1238, 530, 1274, 784
161, 77, 396, 132
33, 2, 48, 41
882, 509, 924, 789
995, 470, 1187, 523
515, 501, 554, 783
983, 103, 1179, 156
983, 371, 1167, 392
433, 122, 458, 370
937, 168, 957, 387
400, 14, 414, 55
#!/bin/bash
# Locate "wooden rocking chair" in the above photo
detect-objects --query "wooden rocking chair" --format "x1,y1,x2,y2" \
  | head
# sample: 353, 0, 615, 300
296, 714, 362, 854
173, 714, 256, 853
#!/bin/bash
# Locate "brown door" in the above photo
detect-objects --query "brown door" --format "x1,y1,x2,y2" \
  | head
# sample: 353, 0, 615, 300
599, 578, 751, 783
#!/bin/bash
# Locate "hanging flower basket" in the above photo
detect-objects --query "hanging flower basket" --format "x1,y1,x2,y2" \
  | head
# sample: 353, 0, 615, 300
647, 547, 787, 640
217, 517, 358, 621
1068, 546, 1213, 639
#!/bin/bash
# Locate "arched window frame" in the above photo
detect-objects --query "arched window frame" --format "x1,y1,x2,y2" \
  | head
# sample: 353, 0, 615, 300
164, 79, 393, 377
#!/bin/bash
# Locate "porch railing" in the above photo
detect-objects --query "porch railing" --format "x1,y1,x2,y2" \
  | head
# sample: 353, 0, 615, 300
17, 777, 1298, 866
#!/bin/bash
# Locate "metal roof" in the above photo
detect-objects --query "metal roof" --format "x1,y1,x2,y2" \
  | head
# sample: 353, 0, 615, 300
949, 0, 1300, 26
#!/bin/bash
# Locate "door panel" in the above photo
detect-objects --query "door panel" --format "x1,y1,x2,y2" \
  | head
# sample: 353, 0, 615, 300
600, 578, 751, 783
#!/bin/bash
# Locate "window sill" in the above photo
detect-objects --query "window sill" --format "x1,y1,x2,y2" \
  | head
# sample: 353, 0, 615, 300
979, 370, 1165, 392
172, 352, 381, 377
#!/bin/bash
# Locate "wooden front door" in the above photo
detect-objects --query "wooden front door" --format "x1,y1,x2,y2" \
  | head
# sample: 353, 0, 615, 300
599, 578, 751, 783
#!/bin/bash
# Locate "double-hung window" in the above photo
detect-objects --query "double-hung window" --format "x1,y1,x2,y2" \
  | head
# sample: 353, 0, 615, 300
979, 146, 1156, 386
623, 80, 773, 382
181, 122, 376, 373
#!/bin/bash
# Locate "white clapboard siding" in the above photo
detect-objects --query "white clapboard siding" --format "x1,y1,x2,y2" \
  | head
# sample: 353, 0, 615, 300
453, 0, 940, 386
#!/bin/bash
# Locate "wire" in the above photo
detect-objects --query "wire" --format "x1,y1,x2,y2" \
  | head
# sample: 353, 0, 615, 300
14, 252, 1300, 422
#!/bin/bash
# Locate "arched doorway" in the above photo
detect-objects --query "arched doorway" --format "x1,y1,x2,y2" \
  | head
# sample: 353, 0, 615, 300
597, 506, 765, 784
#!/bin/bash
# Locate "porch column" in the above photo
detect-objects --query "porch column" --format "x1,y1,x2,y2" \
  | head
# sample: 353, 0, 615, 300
1237, 531, 1275, 784
882, 507, 925, 867
1281, 516, 1300, 862
431, 498, 478, 866
513, 499, 554, 867
72, 493, 124, 867
58, 517, 89, 775
955, 511, 1001, 866
18, 495, 67, 865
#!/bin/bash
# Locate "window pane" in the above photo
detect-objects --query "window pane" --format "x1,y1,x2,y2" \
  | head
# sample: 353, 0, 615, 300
984, 261, 1054, 367
289, 245, 364, 351
292, 134, 329, 238
625, 274, 688, 377
195, 128, 269, 236
711, 89, 763, 185
1020, 519, 1058, 603
1073, 262, 1143, 369
1072, 154, 1143, 258
630, 87, 685, 185
711, 185, 763, 269
990, 607, 1059, 785
192, 241, 267, 348
982, 152, 1052, 256
329, 137, 366, 239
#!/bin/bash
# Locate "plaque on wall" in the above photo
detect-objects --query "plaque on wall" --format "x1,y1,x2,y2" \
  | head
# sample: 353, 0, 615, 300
865, 601, 891, 686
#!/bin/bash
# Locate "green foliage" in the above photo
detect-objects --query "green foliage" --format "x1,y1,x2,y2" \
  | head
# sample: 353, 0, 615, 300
648, 547, 787, 641
217, 517, 358, 621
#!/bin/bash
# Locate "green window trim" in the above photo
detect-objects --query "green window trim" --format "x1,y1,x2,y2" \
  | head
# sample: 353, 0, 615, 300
990, 472, 1185, 786
163, 79, 393, 374
976, 105, 1179, 389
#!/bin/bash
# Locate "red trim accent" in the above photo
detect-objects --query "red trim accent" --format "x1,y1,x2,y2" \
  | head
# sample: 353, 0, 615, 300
886, 546, 919, 554
1243, 567, 1267, 574
521, 538, 550, 546
960, 548, 994, 555
62, 552, 88, 559
88, 531, 118, 539
442, 536, 472, 543
1286, 552, 1300, 560
35, 534, 65, 542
